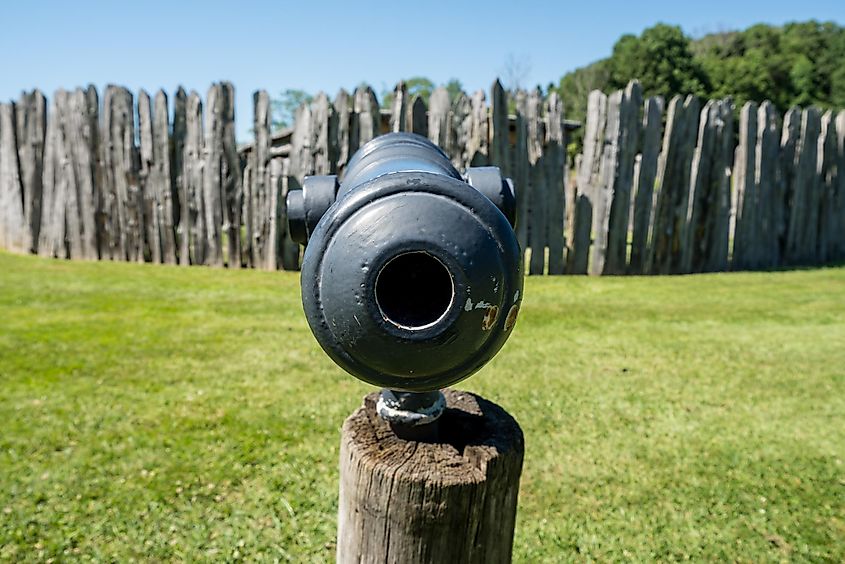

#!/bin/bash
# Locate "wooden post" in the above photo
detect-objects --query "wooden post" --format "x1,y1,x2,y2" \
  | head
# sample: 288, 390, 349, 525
628, 96, 664, 274
428, 87, 450, 151
337, 390, 524, 564
731, 101, 759, 271
544, 92, 566, 275
648, 95, 699, 274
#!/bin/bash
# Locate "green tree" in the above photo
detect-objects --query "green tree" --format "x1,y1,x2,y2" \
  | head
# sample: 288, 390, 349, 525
606, 23, 710, 98
271, 89, 313, 131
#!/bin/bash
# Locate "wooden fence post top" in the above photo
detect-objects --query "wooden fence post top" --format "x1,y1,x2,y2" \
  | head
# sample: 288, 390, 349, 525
344, 390, 523, 481
338, 389, 524, 563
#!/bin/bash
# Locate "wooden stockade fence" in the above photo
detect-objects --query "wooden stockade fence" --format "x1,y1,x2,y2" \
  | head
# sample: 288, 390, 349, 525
1, 79, 844, 274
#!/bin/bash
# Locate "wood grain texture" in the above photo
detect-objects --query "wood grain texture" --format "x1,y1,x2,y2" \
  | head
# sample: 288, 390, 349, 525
834, 111, 845, 261
100, 86, 141, 262
785, 108, 821, 265
172, 88, 188, 264
15, 90, 46, 253
467, 90, 489, 167
0, 103, 27, 253
311, 92, 338, 175
334, 89, 353, 175
512, 91, 530, 258
817, 110, 839, 263
389, 81, 407, 133
629, 96, 664, 274
337, 390, 524, 564
544, 92, 566, 274
138, 90, 161, 263
756, 101, 779, 268
649, 95, 700, 274
592, 81, 641, 275
731, 101, 759, 270
353, 86, 380, 147
685, 99, 734, 273
427, 87, 450, 151
489, 79, 509, 175
525, 89, 545, 275
408, 95, 427, 137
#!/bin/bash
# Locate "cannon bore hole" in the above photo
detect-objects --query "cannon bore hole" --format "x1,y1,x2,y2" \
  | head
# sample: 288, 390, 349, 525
375, 252, 454, 330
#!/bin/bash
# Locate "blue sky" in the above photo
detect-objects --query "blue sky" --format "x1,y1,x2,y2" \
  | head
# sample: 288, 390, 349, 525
1, 0, 842, 141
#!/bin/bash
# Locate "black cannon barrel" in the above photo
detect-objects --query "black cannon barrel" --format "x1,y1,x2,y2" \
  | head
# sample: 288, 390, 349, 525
288, 133, 522, 392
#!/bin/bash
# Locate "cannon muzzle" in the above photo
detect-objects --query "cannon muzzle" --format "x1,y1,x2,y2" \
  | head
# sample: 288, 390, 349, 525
288, 133, 522, 394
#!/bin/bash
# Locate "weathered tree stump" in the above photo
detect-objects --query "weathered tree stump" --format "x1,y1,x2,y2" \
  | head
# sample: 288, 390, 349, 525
337, 389, 524, 564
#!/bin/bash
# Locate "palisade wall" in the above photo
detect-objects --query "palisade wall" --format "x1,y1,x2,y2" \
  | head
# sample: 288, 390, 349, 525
1, 79, 843, 275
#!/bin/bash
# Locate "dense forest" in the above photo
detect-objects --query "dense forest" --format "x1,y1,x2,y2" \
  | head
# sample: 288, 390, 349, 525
557, 20, 845, 136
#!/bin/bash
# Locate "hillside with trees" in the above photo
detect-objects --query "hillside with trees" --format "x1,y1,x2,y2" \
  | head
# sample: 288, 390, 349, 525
558, 20, 845, 136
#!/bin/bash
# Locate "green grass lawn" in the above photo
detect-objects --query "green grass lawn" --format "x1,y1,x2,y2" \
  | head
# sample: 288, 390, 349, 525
1, 252, 844, 562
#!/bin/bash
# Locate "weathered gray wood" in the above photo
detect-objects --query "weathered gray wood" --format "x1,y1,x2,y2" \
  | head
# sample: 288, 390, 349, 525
0, 103, 27, 253
354, 86, 380, 146
100, 85, 141, 261
138, 90, 161, 263
648, 95, 700, 274
817, 110, 838, 263
512, 91, 530, 260
785, 108, 821, 265
451, 92, 472, 170
37, 97, 58, 257
564, 153, 581, 270
247, 90, 272, 268
525, 89, 545, 275
264, 156, 281, 271
427, 87, 450, 150
172, 88, 188, 264
289, 101, 313, 188
777, 108, 800, 264
408, 95, 427, 137
15, 90, 46, 253
544, 92, 566, 274
153, 91, 176, 264
311, 92, 338, 175
756, 101, 779, 268
489, 79, 509, 174
731, 101, 759, 270
54, 90, 84, 260
182, 91, 206, 265
467, 90, 489, 166
577, 90, 607, 202
334, 89, 353, 174
566, 191, 593, 274
685, 99, 734, 273
389, 81, 407, 133
629, 96, 664, 273
219, 83, 242, 268
337, 390, 523, 564
44, 88, 99, 261
278, 157, 300, 271
592, 81, 641, 275
69, 87, 100, 260
835, 111, 845, 261
203, 84, 225, 266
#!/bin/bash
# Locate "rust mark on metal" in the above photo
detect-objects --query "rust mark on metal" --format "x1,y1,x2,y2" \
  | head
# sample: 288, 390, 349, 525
481, 305, 499, 331
504, 303, 519, 331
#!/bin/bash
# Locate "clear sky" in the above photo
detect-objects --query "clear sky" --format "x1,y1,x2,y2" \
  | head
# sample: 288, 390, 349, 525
1, 0, 842, 141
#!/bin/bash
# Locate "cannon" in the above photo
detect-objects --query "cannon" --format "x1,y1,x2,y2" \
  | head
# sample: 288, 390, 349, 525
288, 132, 522, 432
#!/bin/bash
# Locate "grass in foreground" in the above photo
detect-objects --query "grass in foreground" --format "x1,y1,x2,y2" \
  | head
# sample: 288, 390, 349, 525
0, 252, 844, 562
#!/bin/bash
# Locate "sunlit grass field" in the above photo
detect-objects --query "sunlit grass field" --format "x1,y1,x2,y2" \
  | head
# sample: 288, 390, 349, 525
1, 252, 843, 562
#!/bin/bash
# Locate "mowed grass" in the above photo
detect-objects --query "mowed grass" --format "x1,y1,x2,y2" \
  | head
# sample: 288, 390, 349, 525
0, 252, 843, 562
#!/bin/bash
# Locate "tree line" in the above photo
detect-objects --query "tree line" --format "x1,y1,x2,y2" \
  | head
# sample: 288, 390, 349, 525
558, 20, 845, 148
